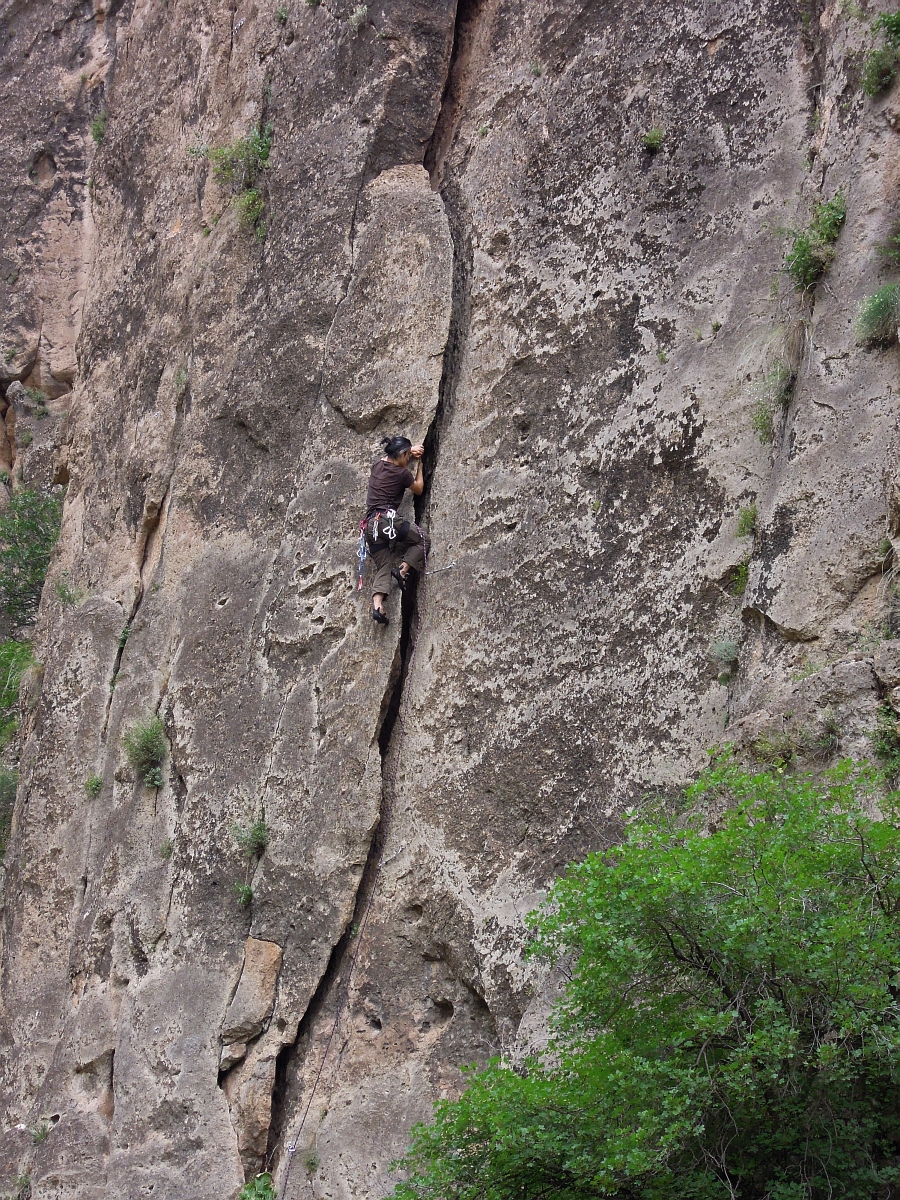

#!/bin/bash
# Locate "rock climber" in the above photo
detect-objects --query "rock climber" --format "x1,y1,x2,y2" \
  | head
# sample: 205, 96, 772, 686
364, 435, 430, 625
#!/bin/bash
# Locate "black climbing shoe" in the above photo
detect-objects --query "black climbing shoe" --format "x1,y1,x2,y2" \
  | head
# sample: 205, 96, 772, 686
391, 567, 409, 592
372, 607, 389, 625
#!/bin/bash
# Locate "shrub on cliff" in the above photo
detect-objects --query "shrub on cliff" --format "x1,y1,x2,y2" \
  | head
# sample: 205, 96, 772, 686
862, 13, 900, 97
0, 489, 63, 625
122, 715, 166, 787
784, 192, 846, 290
392, 757, 900, 1200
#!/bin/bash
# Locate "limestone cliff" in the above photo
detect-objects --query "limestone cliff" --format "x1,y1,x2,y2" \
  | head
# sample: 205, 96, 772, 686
0, 1, 898, 1196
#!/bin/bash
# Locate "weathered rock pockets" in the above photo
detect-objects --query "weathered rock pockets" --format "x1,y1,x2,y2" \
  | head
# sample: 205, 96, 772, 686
0, 1, 899, 1198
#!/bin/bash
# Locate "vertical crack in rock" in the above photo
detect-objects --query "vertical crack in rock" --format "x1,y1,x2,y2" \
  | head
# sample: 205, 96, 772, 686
264, 635, 411, 1167
424, 0, 491, 190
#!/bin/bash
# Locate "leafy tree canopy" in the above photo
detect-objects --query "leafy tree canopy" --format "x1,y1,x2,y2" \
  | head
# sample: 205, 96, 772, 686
392, 758, 900, 1200
0, 489, 62, 625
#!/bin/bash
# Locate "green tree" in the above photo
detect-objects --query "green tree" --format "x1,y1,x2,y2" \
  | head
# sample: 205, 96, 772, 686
0, 490, 62, 624
392, 758, 900, 1200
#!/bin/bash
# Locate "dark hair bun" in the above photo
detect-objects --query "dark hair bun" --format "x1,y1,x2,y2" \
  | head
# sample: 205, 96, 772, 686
381, 435, 413, 459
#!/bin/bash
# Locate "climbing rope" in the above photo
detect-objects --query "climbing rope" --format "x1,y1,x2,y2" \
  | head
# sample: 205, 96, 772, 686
277, 528, 428, 1199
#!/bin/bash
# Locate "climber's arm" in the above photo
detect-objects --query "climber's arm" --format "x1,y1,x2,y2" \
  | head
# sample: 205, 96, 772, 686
409, 445, 425, 496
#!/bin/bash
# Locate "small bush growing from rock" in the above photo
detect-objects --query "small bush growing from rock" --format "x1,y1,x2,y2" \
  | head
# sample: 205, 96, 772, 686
17, 429, 32, 448
731, 557, 750, 597
0, 490, 63, 625
877, 219, 900, 266
122, 716, 166, 786
862, 13, 900, 96
208, 123, 272, 238
90, 111, 108, 144
641, 127, 664, 152
879, 535, 894, 561
709, 639, 739, 669
304, 1151, 320, 1173
274, 3, 288, 21
784, 191, 846, 290
751, 726, 811, 767
857, 283, 900, 345
159, 838, 173, 860
30, 1122, 49, 1145
235, 883, 254, 908
238, 1174, 275, 1200
871, 702, 900, 777
84, 775, 102, 798
231, 816, 269, 858
750, 397, 774, 443
736, 503, 757, 537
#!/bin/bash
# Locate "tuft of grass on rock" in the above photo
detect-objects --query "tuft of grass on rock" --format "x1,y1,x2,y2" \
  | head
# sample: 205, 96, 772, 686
731, 557, 751, 597
871, 702, 900, 777
736, 503, 757, 538
641, 127, 664, 152
122, 715, 166, 787
862, 13, 900, 96
857, 283, 900, 345
235, 882, 254, 908
90, 111, 108, 144
231, 816, 270, 858
85, 774, 102, 798
750, 397, 774, 443
784, 192, 846, 290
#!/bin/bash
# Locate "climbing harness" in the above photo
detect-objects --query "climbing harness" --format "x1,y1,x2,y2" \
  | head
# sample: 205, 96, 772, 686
278, 534, 429, 1199
357, 511, 403, 590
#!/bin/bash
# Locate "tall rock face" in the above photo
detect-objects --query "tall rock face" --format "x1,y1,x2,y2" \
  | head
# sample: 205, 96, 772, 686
0, 0, 897, 1196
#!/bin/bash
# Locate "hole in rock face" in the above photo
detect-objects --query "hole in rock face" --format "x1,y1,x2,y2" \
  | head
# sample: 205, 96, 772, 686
216, 596, 229, 607
323, 472, 332, 482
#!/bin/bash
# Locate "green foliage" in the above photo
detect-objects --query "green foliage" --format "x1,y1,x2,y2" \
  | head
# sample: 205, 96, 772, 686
17, 430, 31, 448
530, 62, 544, 78
231, 816, 270, 858
857, 283, 900, 345
751, 725, 811, 767
871, 703, 900, 777
736, 502, 757, 537
30, 1122, 49, 1145
235, 882, 254, 907
274, 3, 288, 21
0, 639, 32, 746
235, 188, 265, 230
877, 219, 900, 266
392, 758, 900, 1200
208, 123, 273, 236
117, 624, 131, 652
731, 556, 750, 596
750, 396, 774, 442
784, 192, 846, 290
122, 715, 166, 786
238, 1175, 275, 1200
304, 1151, 320, 1173
880, 535, 894, 561
0, 765, 16, 861
641, 127, 664, 152
159, 837, 173, 860
84, 774, 102, 798
862, 14, 900, 96
90, 111, 108, 144
0, 490, 63, 624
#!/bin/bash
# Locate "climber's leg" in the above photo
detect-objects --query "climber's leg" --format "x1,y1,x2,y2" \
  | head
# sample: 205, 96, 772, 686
370, 543, 393, 616
399, 526, 431, 578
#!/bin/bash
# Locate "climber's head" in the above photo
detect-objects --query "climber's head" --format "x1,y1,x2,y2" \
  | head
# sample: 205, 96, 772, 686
381, 435, 413, 465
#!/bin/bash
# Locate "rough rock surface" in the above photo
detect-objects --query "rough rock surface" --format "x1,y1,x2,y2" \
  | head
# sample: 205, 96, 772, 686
0, 1, 899, 1197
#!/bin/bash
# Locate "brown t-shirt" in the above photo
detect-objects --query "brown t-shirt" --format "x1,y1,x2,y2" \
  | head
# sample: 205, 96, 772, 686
365, 459, 414, 519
